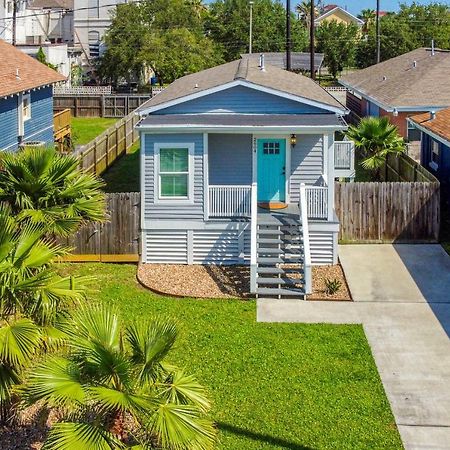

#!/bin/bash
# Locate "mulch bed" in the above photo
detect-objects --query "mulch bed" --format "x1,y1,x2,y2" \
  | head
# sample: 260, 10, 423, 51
137, 262, 352, 301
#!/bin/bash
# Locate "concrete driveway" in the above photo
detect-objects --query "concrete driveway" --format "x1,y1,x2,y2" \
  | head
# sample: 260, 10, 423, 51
258, 244, 450, 450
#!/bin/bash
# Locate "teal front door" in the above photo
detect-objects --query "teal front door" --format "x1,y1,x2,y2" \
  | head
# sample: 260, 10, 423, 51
257, 139, 286, 202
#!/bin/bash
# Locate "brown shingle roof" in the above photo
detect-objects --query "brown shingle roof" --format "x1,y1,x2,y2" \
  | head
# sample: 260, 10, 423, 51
339, 48, 450, 110
139, 58, 345, 113
0, 39, 66, 97
409, 108, 450, 143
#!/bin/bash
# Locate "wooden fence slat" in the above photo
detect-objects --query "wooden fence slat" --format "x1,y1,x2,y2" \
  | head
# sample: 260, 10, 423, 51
335, 181, 440, 243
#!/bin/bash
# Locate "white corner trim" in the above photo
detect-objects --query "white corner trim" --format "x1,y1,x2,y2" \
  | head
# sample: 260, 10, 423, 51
153, 142, 195, 205
138, 79, 347, 115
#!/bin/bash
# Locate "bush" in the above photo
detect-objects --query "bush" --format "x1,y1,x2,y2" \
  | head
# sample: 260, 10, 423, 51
324, 278, 342, 295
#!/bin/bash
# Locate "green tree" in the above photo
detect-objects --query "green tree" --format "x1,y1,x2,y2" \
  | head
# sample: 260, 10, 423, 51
316, 20, 359, 78
359, 8, 375, 34
142, 28, 223, 84
295, 1, 318, 29
355, 3, 450, 68
207, 0, 308, 61
36, 47, 58, 71
0, 147, 106, 237
26, 305, 216, 449
346, 116, 406, 179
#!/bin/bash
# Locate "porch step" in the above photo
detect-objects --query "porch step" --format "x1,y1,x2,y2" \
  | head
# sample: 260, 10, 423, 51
257, 237, 283, 245
257, 266, 303, 275
257, 256, 283, 265
257, 277, 303, 286
257, 287, 305, 297
257, 255, 304, 265
257, 228, 283, 234
257, 247, 283, 255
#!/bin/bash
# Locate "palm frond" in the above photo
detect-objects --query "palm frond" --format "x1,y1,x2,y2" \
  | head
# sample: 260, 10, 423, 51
43, 421, 123, 450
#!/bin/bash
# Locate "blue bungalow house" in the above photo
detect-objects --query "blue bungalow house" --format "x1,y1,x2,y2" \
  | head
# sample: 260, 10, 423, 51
0, 39, 65, 151
136, 57, 354, 299
409, 109, 450, 188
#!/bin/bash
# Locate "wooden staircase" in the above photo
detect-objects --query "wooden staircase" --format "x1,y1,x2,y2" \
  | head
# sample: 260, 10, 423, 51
255, 213, 306, 299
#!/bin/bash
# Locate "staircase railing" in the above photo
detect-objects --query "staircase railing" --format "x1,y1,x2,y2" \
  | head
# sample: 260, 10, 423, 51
299, 183, 312, 294
250, 182, 258, 293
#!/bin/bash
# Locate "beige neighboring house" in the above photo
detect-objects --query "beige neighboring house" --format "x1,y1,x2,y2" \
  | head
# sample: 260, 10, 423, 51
314, 6, 364, 27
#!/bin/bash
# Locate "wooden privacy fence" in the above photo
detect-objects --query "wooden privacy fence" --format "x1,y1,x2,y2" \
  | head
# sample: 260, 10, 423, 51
61, 193, 140, 262
75, 112, 139, 176
54, 93, 157, 118
382, 152, 438, 183
335, 182, 440, 243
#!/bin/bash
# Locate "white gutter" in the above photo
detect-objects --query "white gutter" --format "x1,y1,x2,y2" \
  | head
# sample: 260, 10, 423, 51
135, 124, 348, 133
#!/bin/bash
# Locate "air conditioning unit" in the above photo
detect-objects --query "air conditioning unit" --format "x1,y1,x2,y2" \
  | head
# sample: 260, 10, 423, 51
22, 141, 45, 148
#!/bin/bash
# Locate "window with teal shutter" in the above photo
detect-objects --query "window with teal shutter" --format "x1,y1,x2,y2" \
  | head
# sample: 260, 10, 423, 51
159, 147, 189, 197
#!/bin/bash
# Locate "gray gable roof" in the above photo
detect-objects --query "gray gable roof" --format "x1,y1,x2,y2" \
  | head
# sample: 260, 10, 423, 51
138, 58, 345, 113
339, 48, 450, 110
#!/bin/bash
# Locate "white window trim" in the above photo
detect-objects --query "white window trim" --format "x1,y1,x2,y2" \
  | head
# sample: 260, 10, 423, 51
154, 142, 195, 204
429, 140, 440, 171
23, 93, 31, 121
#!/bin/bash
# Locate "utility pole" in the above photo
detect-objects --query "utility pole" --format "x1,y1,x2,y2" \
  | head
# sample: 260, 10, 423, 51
286, 0, 291, 71
12, 0, 17, 45
249, 1, 254, 54
310, 0, 315, 79
376, 0, 381, 63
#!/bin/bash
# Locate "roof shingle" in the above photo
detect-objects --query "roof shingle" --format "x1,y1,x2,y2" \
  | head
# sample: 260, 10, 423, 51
139, 58, 345, 113
0, 39, 66, 97
339, 48, 450, 109
409, 108, 450, 143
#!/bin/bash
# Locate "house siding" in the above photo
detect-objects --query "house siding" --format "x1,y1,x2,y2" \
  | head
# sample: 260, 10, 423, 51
143, 133, 204, 221
0, 86, 54, 152
24, 87, 54, 144
289, 134, 324, 202
154, 85, 330, 115
208, 134, 252, 185
420, 132, 450, 188
0, 96, 18, 150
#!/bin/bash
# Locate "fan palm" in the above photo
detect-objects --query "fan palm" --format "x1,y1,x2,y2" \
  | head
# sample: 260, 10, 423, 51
26, 305, 217, 449
0, 146, 106, 237
296, 1, 319, 29
346, 116, 405, 179
0, 205, 90, 419
360, 8, 376, 34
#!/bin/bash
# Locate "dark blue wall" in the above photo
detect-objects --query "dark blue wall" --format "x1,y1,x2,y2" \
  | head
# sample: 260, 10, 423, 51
420, 132, 450, 187
0, 86, 54, 151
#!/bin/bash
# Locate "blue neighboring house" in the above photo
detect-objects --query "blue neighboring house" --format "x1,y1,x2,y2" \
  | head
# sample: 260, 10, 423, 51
409, 108, 450, 188
135, 57, 355, 299
0, 39, 65, 151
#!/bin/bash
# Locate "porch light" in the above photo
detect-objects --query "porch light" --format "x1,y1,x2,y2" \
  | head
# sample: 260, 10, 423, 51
290, 134, 297, 147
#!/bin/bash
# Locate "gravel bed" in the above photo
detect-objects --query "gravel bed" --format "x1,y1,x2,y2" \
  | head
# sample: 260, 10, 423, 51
137, 263, 351, 301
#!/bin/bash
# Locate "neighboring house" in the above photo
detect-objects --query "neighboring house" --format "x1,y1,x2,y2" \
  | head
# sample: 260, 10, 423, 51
0, 38, 65, 151
0, 0, 72, 44
73, 0, 132, 60
136, 57, 354, 298
314, 6, 364, 27
408, 109, 450, 188
339, 48, 450, 140
241, 52, 324, 74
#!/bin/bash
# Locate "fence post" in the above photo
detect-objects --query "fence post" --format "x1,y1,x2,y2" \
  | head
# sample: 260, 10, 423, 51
93, 142, 98, 175
74, 97, 79, 117
101, 95, 105, 118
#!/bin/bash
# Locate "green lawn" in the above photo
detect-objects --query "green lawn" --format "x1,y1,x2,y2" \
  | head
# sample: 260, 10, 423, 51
101, 142, 140, 192
62, 263, 402, 450
71, 117, 118, 146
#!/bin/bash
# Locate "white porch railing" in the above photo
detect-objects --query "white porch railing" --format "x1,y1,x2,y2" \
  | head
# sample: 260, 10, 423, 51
208, 185, 252, 218
250, 182, 258, 293
305, 184, 328, 220
299, 184, 312, 294
334, 140, 355, 171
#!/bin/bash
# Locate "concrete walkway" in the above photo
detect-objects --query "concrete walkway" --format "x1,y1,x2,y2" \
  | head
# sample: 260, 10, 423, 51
258, 245, 450, 450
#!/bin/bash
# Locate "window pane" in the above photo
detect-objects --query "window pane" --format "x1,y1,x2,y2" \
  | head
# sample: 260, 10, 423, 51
160, 148, 188, 172
161, 174, 188, 197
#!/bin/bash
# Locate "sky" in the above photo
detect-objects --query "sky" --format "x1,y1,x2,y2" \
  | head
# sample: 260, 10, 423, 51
204, 0, 444, 17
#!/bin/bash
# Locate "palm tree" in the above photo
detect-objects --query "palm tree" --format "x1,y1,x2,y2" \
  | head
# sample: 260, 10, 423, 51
296, 1, 319, 29
346, 116, 406, 179
0, 146, 106, 237
0, 205, 89, 421
26, 305, 217, 449
186, 0, 207, 19
359, 8, 375, 34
